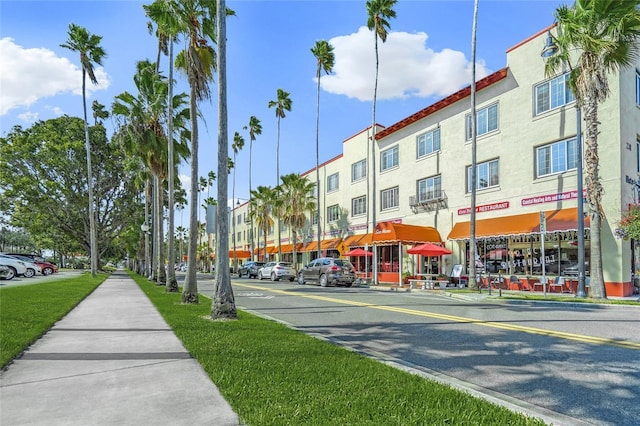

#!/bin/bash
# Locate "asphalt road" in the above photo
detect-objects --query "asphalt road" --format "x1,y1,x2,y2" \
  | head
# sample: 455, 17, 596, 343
197, 275, 640, 426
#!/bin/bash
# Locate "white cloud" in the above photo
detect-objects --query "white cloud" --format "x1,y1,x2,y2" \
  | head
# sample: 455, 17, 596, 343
17, 111, 39, 123
322, 27, 490, 102
0, 37, 110, 115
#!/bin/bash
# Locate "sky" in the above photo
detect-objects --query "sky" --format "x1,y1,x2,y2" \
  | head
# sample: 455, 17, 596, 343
0, 0, 565, 229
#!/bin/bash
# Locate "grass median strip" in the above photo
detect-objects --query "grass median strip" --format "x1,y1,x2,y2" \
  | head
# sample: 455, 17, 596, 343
0, 273, 107, 368
131, 273, 545, 425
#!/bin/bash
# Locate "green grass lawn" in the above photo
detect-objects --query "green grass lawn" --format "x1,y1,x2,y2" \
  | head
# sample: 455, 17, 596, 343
0, 273, 107, 368
131, 272, 545, 425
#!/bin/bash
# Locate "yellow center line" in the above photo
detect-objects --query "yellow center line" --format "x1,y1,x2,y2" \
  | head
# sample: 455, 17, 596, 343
235, 282, 640, 350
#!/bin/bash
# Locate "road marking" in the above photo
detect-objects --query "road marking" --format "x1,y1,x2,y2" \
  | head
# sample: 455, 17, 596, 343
234, 282, 640, 351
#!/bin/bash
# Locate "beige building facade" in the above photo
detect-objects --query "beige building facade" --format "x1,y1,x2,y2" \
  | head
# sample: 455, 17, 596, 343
230, 27, 640, 297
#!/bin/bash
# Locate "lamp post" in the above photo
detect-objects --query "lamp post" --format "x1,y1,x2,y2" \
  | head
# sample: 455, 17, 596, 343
141, 222, 150, 278
542, 30, 587, 298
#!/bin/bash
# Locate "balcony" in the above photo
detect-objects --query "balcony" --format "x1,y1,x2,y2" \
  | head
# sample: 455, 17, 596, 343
409, 190, 447, 213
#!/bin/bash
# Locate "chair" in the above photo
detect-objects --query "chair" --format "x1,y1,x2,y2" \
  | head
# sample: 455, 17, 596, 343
538, 276, 550, 292
491, 276, 507, 290
550, 276, 564, 293
510, 275, 529, 291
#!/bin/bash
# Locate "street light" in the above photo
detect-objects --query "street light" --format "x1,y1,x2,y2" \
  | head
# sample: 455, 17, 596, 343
541, 30, 587, 298
141, 222, 150, 278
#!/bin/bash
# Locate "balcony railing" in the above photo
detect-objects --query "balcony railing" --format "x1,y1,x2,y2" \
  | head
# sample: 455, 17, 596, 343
409, 190, 447, 212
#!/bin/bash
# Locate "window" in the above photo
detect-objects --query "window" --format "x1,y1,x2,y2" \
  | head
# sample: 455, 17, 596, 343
535, 73, 575, 115
418, 175, 442, 201
352, 195, 366, 216
636, 69, 640, 106
466, 103, 498, 139
466, 159, 499, 192
380, 145, 399, 171
537, 138, 577, 177
351, 159, 366, 182
327, 172, 339, 192
381, 186, 399, 210
327, 204, 340, 222
311, 212, 319, 226
417, 128, 440, 158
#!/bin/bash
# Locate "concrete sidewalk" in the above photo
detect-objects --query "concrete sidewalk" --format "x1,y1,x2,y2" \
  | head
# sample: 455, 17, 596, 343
0, 270, 240, 426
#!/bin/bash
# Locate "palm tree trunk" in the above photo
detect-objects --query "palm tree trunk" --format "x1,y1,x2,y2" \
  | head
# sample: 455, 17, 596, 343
157, 177, 166, 285
276, 118, 282, 261
183, 85, 200, 304
469, 0, 479, 289
82, 69, 98, 277
584, 99, 606, 298
249, 141, 254, 261
371, 25, 379, 284
166, 36, 178, 292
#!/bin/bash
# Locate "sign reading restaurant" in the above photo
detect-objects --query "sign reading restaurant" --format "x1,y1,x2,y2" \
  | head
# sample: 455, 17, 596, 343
521, 189, 585, 206
458, 201, 509, 216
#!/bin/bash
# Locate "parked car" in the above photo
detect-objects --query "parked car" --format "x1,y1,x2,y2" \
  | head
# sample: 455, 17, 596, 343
0, 254, 28, 278
9, 254, 58, 275
297, 257, 356, 287
238, 261, 265, 278
257, 261, 295, 281
0, 264, 13, 280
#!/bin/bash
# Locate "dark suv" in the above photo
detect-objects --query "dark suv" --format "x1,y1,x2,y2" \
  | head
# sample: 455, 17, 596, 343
238, 261, 265, 279
297, 257, 355, 287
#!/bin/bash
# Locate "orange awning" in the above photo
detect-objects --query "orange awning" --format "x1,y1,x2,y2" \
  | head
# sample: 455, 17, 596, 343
447, 207, 590, 240
300, 240, 319, 252
372, 221, 442, 244
229, 250, 251, 259
278, 243, 303, 254
321, 238, 342, 250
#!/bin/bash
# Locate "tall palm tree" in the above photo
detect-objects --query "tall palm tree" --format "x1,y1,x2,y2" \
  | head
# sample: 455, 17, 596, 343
244, 115, 262, 261
311, 40, 335, 260
469, 0, 480, 289
249, 185, 276, 261
61, 23, 106, 277
268, 88, 292, 261
231, 131, 245, 273
366, 0, 396, 284
279, 173, 317, 272
544, 0, 640, 299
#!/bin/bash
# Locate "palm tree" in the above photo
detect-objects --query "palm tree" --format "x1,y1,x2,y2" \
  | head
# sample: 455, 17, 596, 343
61, 23, 106, 277
311, 40, 335, 260
366, 0, 396, 284
91, 100, 109, 126
249, 185, 276, 261
544, 0, 640, 299
279, 173, 317, 272
268, 88, 292, 261
231, 131, 245, 273
170, 0, 218, 304
244, 116, 262, 260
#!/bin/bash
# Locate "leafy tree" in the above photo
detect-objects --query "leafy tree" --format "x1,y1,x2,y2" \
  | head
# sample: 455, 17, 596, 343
243, 116, 262, 261
311, 40, 334, 260
0, 116, 138, 267
268, 88, 292, 260
615, 205, 640, 241
278, 173, 316, 271
366, 0, 396, 283
61, 23, 107, 277
249, 186, 276, 261
544, 0, 640, 298
91, 100, 109, 126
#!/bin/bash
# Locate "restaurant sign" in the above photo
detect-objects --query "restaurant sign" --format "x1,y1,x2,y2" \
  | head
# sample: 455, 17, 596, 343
458, 201, 509, 216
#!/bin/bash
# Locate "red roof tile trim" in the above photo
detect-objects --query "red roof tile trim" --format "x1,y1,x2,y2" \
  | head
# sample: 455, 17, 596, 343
375, 68, 509, 140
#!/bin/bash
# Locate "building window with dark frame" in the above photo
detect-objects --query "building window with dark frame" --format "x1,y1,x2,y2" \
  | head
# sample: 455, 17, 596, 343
327, 172, 339, 192
418, 175, 442, 202
381, 186, 399, 211
327, 204, 340, 222
351, 195, 366, 217
417, 127, 440, 158
536, 137, 577, 178
534, 72, 575, 115
380, 145, 399, 172
465, 103, 498, 140
466, 159, 499, 192
351, 159, 366, 182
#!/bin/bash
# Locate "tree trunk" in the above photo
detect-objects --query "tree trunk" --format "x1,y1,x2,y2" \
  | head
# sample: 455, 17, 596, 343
212, 0, 237, 320
584, 98, 606, 298
166, 37, 178, 293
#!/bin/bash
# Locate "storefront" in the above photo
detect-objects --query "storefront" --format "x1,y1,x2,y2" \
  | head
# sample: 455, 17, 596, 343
448, 208, 590, 278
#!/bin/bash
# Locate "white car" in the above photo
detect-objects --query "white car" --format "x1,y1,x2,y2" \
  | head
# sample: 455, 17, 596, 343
257, 261, 296, 282
0, 254, 28, 278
